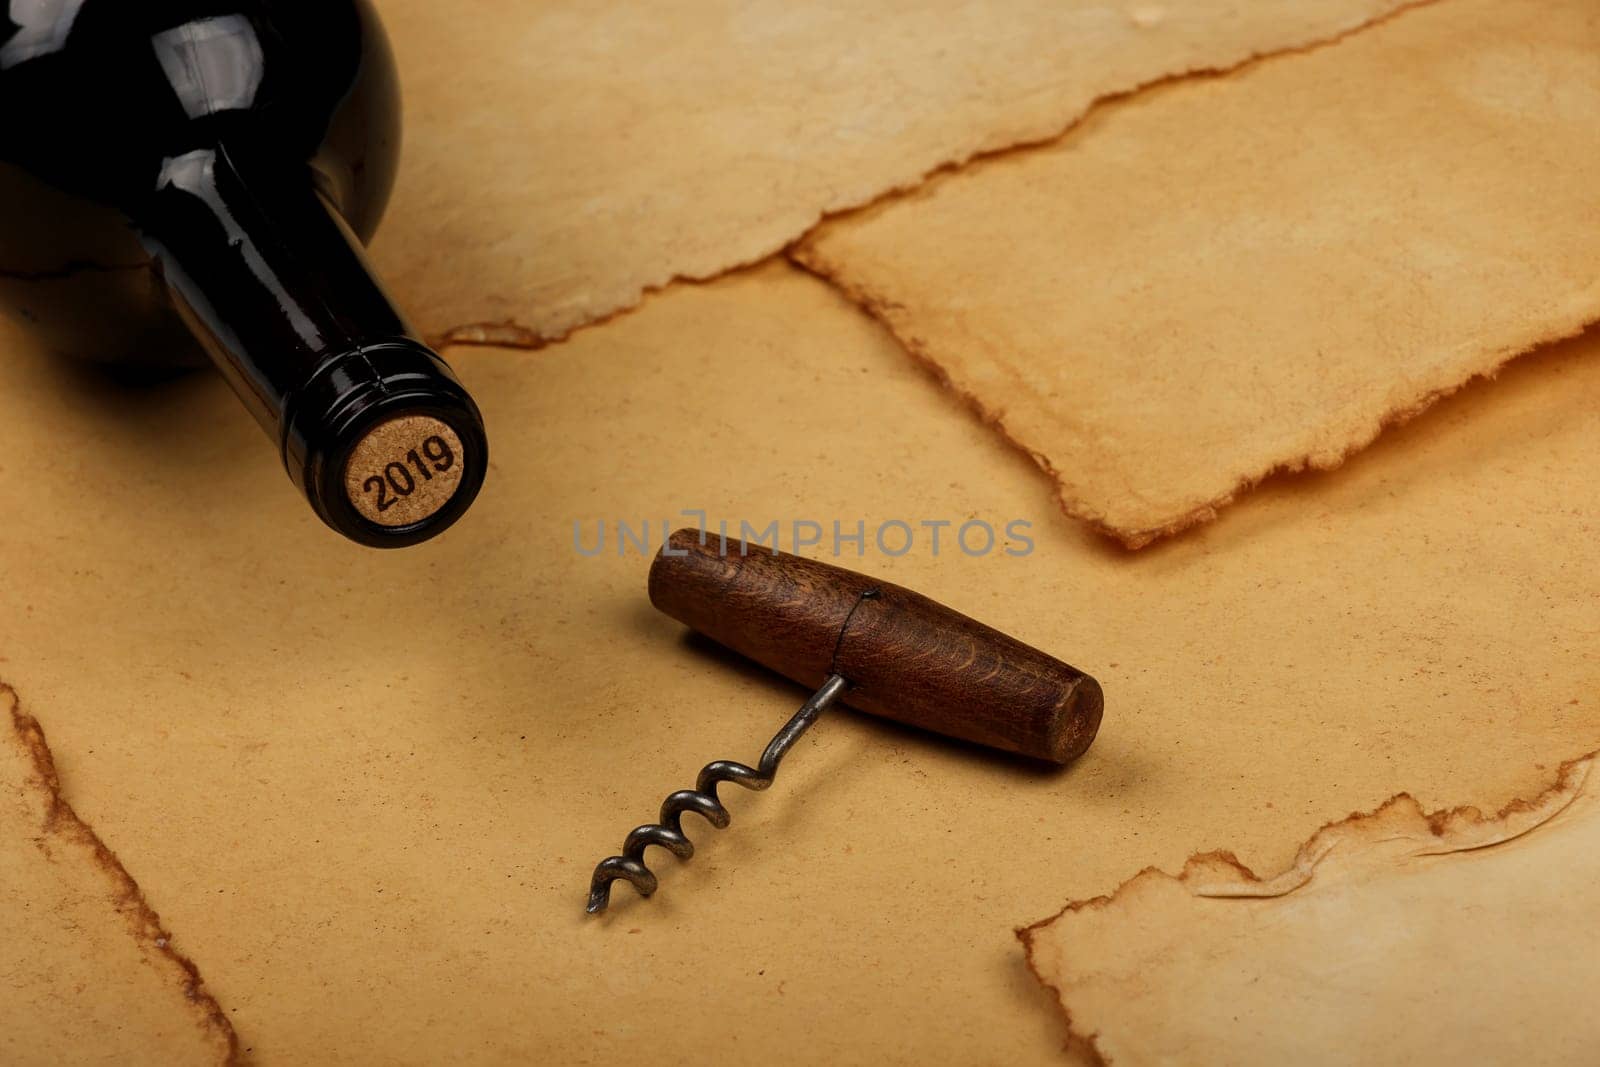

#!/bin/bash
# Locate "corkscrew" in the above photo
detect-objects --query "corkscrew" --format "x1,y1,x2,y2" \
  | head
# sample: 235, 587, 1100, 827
585, 671, 850, 913
585, 528, 1105, 915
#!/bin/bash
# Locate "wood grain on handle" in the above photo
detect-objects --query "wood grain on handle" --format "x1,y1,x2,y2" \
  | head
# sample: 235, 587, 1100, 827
648, 529, 1103, 764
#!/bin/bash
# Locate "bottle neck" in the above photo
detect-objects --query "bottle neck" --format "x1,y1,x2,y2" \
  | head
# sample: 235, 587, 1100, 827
135, 143, 486, 546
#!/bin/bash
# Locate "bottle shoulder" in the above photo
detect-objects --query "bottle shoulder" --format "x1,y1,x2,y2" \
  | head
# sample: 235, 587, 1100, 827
0, 0, 402, 365
0, 0, 399, 223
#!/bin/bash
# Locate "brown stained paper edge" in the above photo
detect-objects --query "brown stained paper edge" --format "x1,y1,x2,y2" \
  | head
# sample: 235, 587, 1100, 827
426, 0, 1441, 353
3, 683, 240, 1065
1014, 750, 1599, 1063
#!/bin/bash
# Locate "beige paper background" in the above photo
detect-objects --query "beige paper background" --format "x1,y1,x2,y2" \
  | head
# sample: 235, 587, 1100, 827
3, 261, 1600, 1061
372, 0, 1419, 343
796, 0, 1600, 547
1023, 753, 1600, 1065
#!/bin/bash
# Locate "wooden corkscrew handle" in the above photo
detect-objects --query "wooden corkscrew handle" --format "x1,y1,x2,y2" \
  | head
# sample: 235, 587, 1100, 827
648, 529, 1103, 764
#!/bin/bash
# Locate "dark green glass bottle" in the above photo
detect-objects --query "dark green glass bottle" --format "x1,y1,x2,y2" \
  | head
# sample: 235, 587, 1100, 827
0, 0, 487, 546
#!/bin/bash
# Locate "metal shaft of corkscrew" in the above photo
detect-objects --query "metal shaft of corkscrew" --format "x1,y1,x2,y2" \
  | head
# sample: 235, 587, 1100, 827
584, 672, 850, 915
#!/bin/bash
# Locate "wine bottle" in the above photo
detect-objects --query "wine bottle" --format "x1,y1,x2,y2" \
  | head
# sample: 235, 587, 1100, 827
0, 0, 487, 547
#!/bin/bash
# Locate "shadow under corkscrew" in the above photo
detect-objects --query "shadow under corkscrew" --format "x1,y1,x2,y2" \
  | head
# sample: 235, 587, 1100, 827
585, 589, 880, 915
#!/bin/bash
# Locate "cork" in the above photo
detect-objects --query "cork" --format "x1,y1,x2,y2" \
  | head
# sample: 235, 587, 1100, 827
342, 415, 466, 527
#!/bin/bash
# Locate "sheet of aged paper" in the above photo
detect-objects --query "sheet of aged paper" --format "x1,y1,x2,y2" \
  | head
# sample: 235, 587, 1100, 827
2, 262, 1599, 1061
371, 0, 1420, 343
1022, 752, 1600, 1065
795, 0, 1600, 548
0, 686, 234, 1065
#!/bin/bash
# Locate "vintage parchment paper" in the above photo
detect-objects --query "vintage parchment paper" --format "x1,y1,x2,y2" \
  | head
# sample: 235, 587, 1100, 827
0, 686, 234, 1065
3, 262, 1599, 1061
1022, 752, 1600, 1065
371, 0, 1421, 343
795, 0, 1600, 547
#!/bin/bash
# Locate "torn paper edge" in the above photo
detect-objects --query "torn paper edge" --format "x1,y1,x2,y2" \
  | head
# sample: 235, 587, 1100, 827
429, 0, 1440, 351
432, 320, 550, 352
792, 254, 1600, 549
3, 683, 239, 1065
1015, 750, 1597, 1064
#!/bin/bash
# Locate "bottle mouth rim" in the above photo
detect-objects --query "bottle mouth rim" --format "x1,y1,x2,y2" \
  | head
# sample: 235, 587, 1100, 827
284, 340, 488, 548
